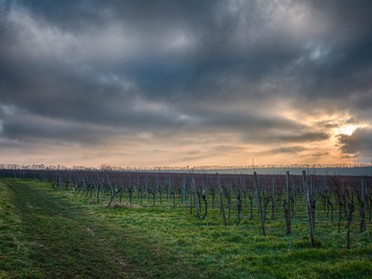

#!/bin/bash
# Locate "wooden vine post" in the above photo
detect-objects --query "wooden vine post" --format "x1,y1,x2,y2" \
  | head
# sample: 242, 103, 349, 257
284, 171, 291, 235
346, 194, 355, 249
191, 176, 200, 219
217, 174, 227, 226
358, 178, 367, 233
254, 172, 266, 236
302, 170, 316, 247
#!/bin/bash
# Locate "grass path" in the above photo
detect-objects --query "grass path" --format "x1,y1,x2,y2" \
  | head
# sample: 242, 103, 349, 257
0, 179, 200, 279
0, 179, 140, 278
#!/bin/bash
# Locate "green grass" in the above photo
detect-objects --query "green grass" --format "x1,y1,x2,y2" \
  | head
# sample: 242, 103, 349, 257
1, 178, 371, 278
0, 179, 142, 278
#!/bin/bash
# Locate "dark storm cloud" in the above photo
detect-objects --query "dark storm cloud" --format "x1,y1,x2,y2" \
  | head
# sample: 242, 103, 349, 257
288, 1, 372, 113
0, 105, 123, 145
192, 111, 331, 144
338, 127, 372, 163
1, 0, 372, 164
263, 146, 308, 155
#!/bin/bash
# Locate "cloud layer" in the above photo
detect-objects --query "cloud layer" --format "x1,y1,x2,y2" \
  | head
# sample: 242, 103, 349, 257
1, 0, 372, 167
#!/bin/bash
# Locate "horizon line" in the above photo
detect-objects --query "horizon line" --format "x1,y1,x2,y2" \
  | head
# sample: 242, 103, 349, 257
1, 162, 372, 171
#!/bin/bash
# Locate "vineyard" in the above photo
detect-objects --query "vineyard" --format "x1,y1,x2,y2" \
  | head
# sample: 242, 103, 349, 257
2, 168, 371, 245
1, 167, 371, 278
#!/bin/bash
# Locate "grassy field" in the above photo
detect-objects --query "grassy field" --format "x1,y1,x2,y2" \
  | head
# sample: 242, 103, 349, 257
1, 178, 371, 278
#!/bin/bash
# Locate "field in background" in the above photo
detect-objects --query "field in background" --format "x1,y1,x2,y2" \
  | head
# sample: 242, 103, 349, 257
1, 178, 371, 278
211, 166, 372, 176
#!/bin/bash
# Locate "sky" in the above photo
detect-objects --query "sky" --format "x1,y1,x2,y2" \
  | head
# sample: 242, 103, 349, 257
1, 0, 372, 168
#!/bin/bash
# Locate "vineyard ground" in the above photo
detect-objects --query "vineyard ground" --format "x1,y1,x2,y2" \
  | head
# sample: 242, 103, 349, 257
0, 178, 371, 278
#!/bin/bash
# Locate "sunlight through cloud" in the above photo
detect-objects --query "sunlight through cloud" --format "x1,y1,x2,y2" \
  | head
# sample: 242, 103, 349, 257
337, 124, 358, 136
